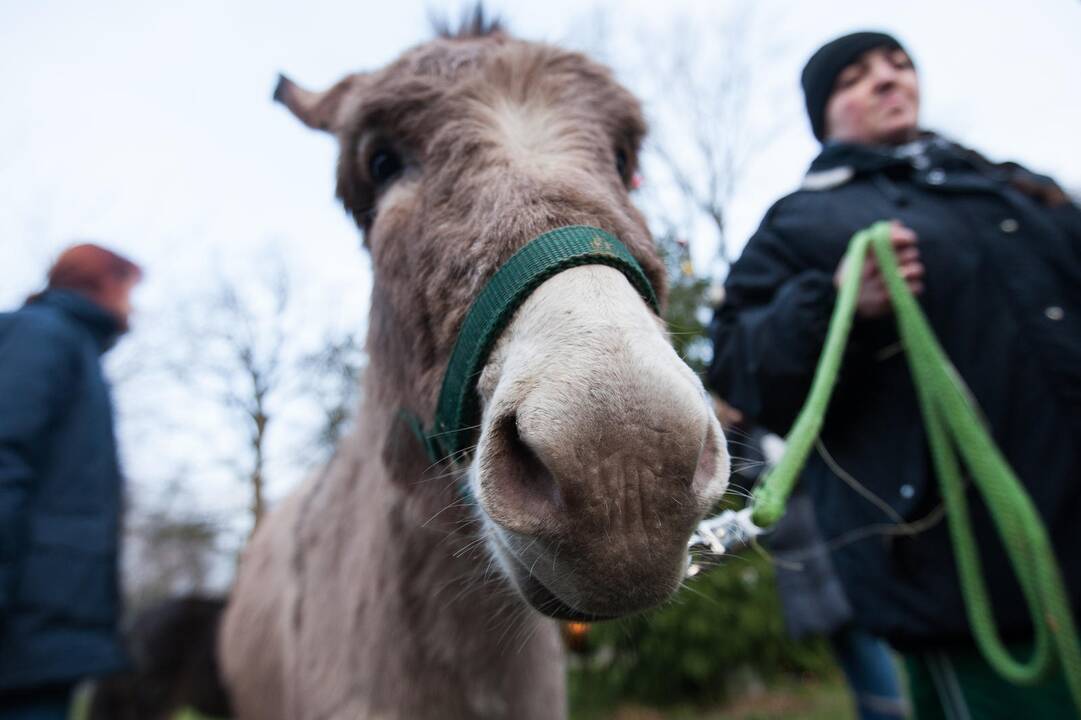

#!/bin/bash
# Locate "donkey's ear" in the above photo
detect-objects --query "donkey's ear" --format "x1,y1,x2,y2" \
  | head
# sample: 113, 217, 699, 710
273, 73, 365, 133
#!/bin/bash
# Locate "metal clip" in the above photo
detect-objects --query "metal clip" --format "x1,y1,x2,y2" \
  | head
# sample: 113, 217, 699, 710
685, 507, 765, 578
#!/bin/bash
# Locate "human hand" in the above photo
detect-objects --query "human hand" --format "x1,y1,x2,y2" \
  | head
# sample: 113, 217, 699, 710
833, 220, 924, 318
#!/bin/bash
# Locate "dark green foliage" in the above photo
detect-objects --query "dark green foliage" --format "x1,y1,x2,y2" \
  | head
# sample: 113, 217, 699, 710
568, 552, 835, 712
655, 230, 713, 376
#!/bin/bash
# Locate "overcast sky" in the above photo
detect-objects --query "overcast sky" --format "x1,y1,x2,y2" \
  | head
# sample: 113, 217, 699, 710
2, 0, 1079, 528
3, 0, 1079, 304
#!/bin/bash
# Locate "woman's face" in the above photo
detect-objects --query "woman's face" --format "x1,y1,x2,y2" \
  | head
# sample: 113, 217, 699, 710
824, 46, 920, 146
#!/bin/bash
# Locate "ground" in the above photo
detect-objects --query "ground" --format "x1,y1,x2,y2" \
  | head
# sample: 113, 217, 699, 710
70, 675, 853, 720
573, 678, 852, 720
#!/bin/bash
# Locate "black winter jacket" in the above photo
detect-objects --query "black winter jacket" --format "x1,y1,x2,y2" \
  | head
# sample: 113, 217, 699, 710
0, 290, 128, 690
709, 136, 1081, 649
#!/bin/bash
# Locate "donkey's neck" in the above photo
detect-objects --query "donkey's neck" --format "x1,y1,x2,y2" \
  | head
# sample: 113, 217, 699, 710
325, 396, 566, 720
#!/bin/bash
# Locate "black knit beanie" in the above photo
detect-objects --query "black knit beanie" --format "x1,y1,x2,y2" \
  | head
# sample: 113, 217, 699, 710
801, 31, 908, 142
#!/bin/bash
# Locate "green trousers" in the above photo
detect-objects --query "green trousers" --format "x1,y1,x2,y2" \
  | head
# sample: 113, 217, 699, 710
903, 645, 1078, 720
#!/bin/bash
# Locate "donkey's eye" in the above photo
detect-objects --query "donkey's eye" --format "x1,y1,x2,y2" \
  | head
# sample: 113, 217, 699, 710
368, 148, 403, 187
615, 149, 629, 180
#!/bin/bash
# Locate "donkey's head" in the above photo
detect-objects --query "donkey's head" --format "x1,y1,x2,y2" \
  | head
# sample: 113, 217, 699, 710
277, 14, 728, 620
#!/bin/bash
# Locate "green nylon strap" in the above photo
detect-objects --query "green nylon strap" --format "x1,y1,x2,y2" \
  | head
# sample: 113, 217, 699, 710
751, 221, 1081, 711
420, 225, 659, 464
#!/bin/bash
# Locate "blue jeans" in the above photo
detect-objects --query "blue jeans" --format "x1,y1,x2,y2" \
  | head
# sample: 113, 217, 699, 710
831, 626, 908, 720
0, 685, 72, 720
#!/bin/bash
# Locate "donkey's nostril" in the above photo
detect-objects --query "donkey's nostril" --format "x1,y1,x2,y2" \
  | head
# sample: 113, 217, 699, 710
691, 413, 730, 500
479, 414, 563, 535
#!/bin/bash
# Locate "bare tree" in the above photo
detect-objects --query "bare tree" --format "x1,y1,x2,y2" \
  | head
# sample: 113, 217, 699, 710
613, 7, 794, 271
105, 248, 368, 612
123, 477, 226, 614
157, 253, 366, 536
300, 331, 366, 456
171, 267, 290, 532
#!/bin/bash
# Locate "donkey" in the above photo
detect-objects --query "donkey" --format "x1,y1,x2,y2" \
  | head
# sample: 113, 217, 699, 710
219, 14, 730, 720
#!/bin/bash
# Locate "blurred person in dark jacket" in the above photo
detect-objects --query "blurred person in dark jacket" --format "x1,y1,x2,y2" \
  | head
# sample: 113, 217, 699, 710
732, 423, 905, 720
0, 244, 142, 719
709, 31, 1081, 718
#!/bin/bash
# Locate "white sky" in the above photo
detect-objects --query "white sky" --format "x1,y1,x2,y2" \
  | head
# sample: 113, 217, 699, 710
3, 0, 1079, 303
2, 0, 1079, 532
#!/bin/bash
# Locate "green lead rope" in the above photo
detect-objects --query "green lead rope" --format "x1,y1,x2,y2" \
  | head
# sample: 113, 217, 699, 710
751, 221, 1081, 709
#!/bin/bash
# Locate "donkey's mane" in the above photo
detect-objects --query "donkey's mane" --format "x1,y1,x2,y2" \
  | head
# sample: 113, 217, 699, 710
431, 4, 505, 40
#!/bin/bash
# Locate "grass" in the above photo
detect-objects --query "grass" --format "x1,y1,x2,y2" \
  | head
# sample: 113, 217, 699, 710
70, 674, 851, 720
68, 688, 221, 720
572, 677, 853, 720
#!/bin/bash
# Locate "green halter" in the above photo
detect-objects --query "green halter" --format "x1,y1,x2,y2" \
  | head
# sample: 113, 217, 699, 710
409, 225, 659, 465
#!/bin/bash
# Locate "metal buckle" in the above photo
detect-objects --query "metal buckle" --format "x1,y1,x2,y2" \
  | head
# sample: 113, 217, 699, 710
685, 507, 765, 578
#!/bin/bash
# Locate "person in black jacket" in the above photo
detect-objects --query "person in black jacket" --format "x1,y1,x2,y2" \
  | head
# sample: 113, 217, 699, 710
709, 31, 1081, 718
0, 244, 142, 719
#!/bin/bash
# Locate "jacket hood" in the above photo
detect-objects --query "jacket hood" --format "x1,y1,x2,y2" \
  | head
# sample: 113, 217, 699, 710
30, 289, 123, 353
